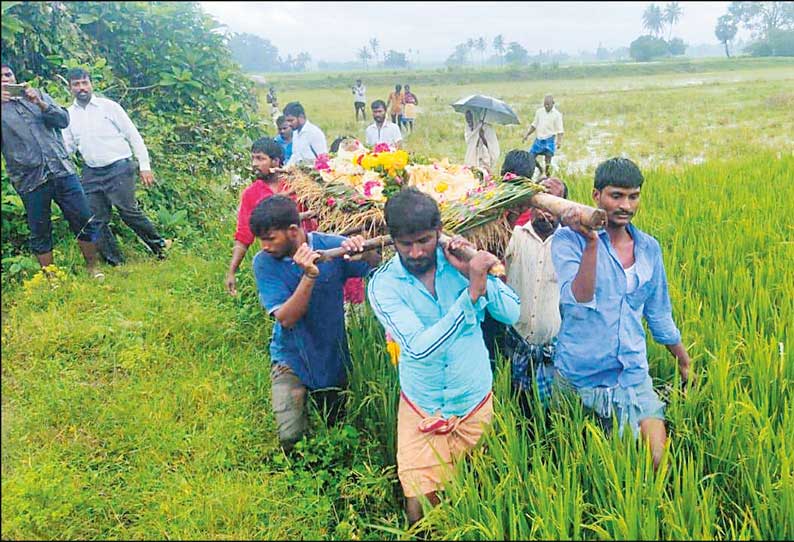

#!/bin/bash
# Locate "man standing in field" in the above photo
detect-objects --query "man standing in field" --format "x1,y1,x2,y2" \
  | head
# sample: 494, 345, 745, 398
504, 177, 568, 415
1, 63, 102, 278
283, 102, 328, 166
365, 99, 403, 148
368, 188, 520, 525
352, 78, 367, 121
551, 157, 692, 469
62, 67, 171, 266
523, 94, 564, 177
250, 195, 380, 452
386, 84, 404, 126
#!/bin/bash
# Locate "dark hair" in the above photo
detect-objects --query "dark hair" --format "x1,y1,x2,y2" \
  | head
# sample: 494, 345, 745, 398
541, 177, 569, 199
67, 67, 91, 82
384, 188, 441, 238
249, 195, 299, 237
594, 157, 644, 190
371, 99, 387, 110
276, 115, 288, 127
283, 101, 305, 118
395, 84, 402, 91
251, 136, 284, 161
330, 135, 354, 153
501, 149, 536, 179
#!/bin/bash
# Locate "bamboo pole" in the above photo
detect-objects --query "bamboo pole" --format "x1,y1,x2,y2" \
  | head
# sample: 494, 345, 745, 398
314, 233, 505, 277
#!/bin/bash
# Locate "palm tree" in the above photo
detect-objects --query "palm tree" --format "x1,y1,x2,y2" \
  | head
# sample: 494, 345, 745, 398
475, 36, 486, 65
466, 37, 476, 65
358, 46, 371, 69
369, 37, 380, 66
664, 2, 683, 40
643, 3, 664, 37
493, 34, 505, 65
715, 14, 738, 57
296, 52, 311, 71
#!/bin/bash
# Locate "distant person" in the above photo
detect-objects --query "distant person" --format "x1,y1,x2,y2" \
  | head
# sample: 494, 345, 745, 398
266, 86, 279, 124
504, 177, 568, 416
368, 188, 520, 526
251, 195, 380, 452
274, 115, 293, 164
62, 67, 171, 266
386, 84, 404, 125
401, 84, 419, 133
1, 63, 102, 278
464, 109, 500, 174
552, 157, 692, 470
523, 94, 564, 177
352, 79, 367, 121
365, 99, 402, 148
283, 102, 328, 166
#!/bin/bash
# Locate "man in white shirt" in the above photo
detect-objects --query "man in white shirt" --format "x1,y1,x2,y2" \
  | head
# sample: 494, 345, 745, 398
504, 176, 568, 415
62, 68, 169, 266
283, 102, 328, 166
351, 79, 366, 121
364, 100, 402, 148
522, 95, 564, 177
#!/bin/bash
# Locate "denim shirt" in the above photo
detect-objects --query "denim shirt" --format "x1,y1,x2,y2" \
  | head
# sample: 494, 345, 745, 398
1, 92, 75, 194
368, 247, 521, 418
253, 232, 371, 390
551, 224, 682, 389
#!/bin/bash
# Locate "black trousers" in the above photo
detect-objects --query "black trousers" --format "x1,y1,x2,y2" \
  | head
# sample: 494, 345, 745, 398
82, 158, 165, 265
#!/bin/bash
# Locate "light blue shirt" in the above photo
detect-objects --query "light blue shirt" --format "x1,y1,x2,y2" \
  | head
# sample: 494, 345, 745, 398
368, 247, 520, 418
552, 223, 682, 389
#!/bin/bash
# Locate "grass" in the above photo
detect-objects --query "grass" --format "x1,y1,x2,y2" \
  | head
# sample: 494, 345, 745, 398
2, 60, 793, 539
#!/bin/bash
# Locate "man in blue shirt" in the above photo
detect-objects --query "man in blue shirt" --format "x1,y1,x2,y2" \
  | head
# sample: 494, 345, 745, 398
273, 115, 292, 164
250, 195, 379, 452
368, 188, 520, 525
551, 157, 692, 470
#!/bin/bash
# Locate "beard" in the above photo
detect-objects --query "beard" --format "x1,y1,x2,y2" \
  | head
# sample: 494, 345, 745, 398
532, 216, 558, 236
399, 252, 436, 276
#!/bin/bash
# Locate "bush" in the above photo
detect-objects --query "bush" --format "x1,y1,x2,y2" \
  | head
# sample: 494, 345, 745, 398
768, 29, 794, 56
668, 37, 687, 56
0, 1, 265, 271
629, 35, 670, 62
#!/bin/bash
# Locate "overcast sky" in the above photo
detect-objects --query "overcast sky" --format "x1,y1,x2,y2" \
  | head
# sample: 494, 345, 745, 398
200, 1, 733, 64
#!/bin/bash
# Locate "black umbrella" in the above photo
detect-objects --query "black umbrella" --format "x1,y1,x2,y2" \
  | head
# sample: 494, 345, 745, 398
451, 94, 520, 125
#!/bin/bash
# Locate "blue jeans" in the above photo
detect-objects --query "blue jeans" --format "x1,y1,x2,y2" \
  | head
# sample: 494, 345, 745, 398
19, 173, 99, 254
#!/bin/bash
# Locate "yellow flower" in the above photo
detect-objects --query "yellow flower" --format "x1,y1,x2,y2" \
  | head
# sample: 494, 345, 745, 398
435, 181, 449, 193
386, 340, 401, 366
393, 150, 409, 169
361, 154, 378, 170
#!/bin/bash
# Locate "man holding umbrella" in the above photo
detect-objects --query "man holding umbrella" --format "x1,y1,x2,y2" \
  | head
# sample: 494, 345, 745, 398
523, 94, 564, 177
452, 94, 519, 175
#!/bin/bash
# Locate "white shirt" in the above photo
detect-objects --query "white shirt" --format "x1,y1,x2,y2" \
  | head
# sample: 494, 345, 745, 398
287, 119, 328, 166
352, 84, 366, 102
531, 106, 564, 141
62, 95, 151, 170
504, 222, 561, 344
365, 121, 402, 147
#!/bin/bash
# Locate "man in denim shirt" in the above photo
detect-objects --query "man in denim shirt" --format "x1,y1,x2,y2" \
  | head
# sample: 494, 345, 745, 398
368, 188, 520, 524
552, 157, 692, 469
250, 195, 379, 452
1, 63, 101, 278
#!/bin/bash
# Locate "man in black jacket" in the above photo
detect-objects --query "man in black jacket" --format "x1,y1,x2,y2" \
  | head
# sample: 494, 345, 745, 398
1, 64, 101, 278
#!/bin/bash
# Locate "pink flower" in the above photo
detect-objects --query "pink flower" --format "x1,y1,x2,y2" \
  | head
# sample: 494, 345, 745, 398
394, 176, 403, 185
363, 180, 381, 197
355, 197, 366, 205
373, 143, 391, 153
503, 172, 518, 181
326, 197, 336, 207
483, 171, 492, 183
314, 153, 331, 171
